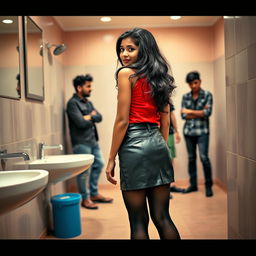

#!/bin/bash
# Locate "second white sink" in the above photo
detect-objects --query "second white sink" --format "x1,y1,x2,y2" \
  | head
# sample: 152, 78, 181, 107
28, 154, 94, 184
0, 170, 49, 216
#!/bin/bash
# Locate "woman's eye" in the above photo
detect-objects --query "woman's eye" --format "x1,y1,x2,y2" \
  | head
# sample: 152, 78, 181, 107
120, 47, 135, 53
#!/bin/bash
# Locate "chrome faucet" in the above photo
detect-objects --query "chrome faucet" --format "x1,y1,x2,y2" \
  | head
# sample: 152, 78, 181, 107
39, 143, 63, 159
0, 150, 30, 160
0, 149, 30, 170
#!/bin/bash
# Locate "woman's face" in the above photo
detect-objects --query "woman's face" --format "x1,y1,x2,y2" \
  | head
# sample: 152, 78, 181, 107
119, 37, 139, 66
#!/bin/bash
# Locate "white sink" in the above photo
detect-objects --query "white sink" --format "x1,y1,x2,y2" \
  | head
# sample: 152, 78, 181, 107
27, 154, 94, 184
0, 170, 49, 216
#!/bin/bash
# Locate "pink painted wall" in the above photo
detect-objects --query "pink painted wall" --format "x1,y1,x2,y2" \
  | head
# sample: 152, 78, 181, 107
63, 29, 123, 66
63, 25, 217, 66
150, 26, 214, 62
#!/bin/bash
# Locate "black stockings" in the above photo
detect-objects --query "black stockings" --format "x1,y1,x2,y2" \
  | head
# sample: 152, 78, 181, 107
122, 184, 180, 240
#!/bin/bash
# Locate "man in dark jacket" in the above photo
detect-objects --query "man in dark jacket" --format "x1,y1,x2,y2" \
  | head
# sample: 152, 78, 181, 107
66, 74, 113, 209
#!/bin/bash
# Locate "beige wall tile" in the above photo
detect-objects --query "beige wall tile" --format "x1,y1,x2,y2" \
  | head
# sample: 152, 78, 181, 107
235, 49, 248, 85
235, 16, 250, 53
248, 43, 256, 80
227, 152, 239, 238
224, 17, 236, 58
226, 86, 237, 153
225, 56, 235, 86
248, 16, 256, 46
237, 80, 256, 161
225, 15, 256, 240
0, 98, 14, 145
12, 100, 29, 141
238, 156, 256, 239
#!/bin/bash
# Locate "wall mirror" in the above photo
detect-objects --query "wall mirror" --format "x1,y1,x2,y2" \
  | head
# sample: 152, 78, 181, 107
0, 16, 21, 100
23, 16, 44, 101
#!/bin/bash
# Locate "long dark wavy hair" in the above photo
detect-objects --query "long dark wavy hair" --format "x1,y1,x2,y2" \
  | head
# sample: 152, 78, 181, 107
115, 27, 176, 112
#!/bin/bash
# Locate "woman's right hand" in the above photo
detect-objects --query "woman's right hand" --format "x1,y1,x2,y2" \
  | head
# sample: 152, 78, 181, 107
106, 159, 117, 185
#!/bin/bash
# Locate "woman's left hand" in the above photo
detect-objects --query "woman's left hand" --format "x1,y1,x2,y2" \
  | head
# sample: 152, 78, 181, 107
106, 159, 117, 185
175, 132, 181, 144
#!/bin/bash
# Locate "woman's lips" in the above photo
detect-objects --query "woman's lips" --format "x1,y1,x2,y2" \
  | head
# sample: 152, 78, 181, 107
122, 59, 130, 64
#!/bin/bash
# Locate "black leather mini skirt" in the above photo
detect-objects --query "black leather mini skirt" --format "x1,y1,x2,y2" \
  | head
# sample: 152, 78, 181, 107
118, 122, 174, 191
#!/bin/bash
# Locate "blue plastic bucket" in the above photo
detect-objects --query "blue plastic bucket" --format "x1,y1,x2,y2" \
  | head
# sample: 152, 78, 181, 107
51, 193, 82, 238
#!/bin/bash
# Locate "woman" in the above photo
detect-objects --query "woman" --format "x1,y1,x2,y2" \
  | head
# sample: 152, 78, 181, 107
105, 28, 180, 240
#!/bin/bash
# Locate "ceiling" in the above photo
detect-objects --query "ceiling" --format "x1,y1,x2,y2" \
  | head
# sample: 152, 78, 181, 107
53, 16, 222, 31
0, 16, 19, 33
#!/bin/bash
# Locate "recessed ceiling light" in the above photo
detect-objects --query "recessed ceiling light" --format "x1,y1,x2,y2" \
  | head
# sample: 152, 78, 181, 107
100, 17, 112, 22
170, 16, 181, 20
2, 19, 13, 24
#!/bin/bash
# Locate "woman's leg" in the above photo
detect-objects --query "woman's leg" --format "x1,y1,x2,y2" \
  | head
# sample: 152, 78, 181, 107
147, 184, 180, 240
121, 189, 150, 239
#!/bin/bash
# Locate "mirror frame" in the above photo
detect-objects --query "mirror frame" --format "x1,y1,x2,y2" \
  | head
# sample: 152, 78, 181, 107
0, 16, 21, 100
22, 16, 44, 101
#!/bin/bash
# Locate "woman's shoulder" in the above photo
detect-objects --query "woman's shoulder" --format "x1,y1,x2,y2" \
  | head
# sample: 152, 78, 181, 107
117, 67, 136, 78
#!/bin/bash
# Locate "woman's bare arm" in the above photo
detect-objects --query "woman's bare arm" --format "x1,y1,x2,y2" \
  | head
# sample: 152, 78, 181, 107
105, 68, 134, 184
159, 104, 170, 142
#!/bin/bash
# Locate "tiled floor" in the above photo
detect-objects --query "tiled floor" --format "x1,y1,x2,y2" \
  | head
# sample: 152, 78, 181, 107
45, 183, 227, 239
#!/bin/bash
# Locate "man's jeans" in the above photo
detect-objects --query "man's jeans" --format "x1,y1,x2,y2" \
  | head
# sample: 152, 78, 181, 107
184, 134, 213, 188
73, 143, 105, 200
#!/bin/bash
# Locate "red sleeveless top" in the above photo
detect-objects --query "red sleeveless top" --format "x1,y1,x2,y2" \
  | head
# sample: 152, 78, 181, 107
129, 78, 160, 125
